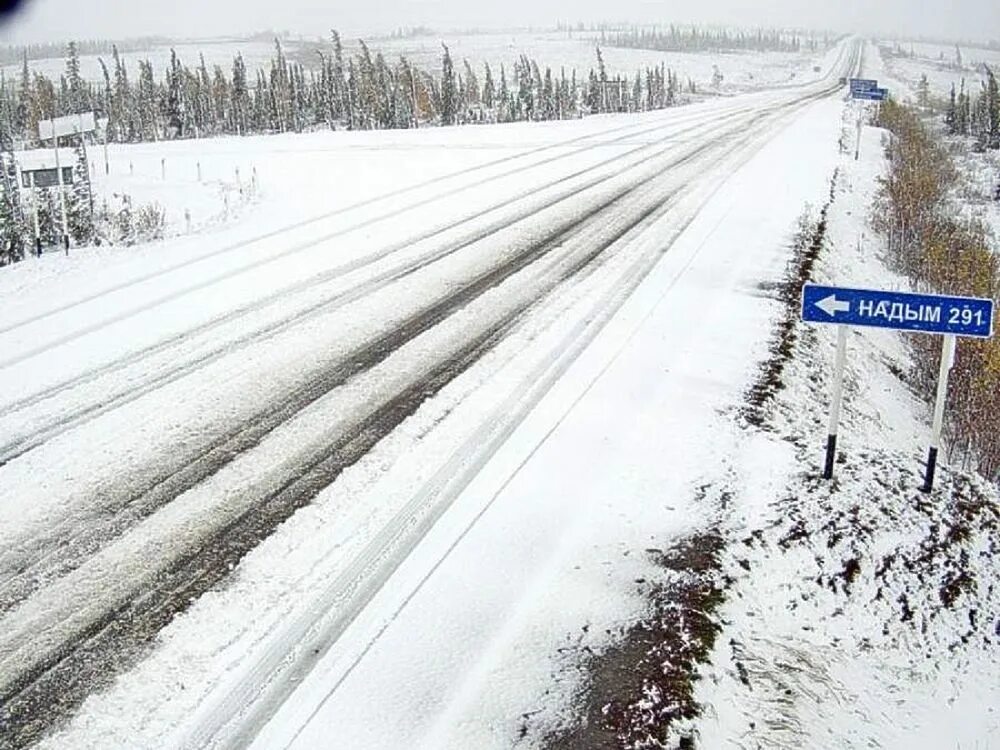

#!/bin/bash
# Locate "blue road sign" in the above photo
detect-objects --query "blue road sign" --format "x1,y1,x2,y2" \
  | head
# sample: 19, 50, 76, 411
849, 78, 878, 92
853, 88, 887, 101
802, 284, 994, 338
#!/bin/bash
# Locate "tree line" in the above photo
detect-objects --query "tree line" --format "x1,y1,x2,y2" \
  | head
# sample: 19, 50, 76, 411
0, 32, 693, 264
875, 99, 1000, 482
602, 25, 831, 54
0, 37, 169, 66
0, 32, 686, 148
943, 67, 1000, 150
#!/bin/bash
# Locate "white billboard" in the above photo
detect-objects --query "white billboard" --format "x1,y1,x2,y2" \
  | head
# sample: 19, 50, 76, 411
38, 111, 97, 141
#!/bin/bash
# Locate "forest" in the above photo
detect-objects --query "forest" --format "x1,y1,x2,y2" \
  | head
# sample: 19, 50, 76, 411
0, 30, 700, 261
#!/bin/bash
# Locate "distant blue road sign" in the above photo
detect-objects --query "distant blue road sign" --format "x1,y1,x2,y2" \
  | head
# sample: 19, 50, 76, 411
802, 284, 994, 338
853, 88, 887, 101
849, 78, 878, 92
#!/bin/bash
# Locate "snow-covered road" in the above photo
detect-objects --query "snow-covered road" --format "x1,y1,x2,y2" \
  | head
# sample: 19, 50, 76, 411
1, 41, 859, 750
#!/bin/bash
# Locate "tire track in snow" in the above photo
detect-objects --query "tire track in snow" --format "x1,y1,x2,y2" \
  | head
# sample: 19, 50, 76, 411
0, 103, 763, 467
0, 147, 696, 750
0, 104, 736, 348
0, 120, 736, 613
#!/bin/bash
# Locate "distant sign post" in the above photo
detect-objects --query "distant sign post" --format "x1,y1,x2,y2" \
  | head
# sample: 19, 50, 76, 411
801, 284, 994, 490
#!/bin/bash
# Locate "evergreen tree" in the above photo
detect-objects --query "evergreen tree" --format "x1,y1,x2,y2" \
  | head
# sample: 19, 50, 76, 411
440, 44, 457, 126
946, 83, 957, 134
64, 41, 88, 114
231, 53, 250, 135
986, 67, 1000, 149
112, 45, 133, 141
36, 187, 60, 247
481, 63, 495, 115
916, 74, 931, 107
165, 49, 184, 137
463, 59, 479, 121
136, 59, 159, 141
67, 140, 94, 244
498, 64, 511, 123
18, 52, 36, 144
0, 152, 24, 265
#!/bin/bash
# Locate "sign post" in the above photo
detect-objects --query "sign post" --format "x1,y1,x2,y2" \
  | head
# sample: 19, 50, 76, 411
824, 325, 849, 479
924, 334, 956, 492
802, 284, 994, 489
53, 143, 69, 252
30, 172, 40, 257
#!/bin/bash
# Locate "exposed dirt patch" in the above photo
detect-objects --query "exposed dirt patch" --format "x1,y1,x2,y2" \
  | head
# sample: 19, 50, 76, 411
542, 532, 727, 750
742, 170, 838, 429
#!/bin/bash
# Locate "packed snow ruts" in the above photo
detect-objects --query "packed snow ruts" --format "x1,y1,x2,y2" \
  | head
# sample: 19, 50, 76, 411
0, 103, 758, 616
0, 101, 763, 469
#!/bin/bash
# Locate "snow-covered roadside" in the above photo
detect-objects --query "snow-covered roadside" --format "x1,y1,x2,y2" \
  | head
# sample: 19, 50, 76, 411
690, 105, 1000, 747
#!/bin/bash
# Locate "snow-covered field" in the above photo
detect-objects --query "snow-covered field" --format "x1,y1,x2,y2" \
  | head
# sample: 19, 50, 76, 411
876, 39, 1000, 99
2, 35, 996, 750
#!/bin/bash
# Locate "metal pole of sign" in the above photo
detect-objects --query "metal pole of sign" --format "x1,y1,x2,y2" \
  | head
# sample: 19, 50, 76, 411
53, 137, 70, 252
923, 334, 956, 492
30, 172, 40, 257
824, 325, 849, 479
855, 115, 862, 161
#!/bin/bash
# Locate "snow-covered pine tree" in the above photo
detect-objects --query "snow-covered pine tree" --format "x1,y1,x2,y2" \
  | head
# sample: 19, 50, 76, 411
231, 53, 250, 135
165, 49, 184, 137
137, 59, 159, 141
396, 56, 417, 128
112, 45, 134, 142
986, 67, 999, 149
0, 152, 25, 265
17, 52, 37, 146
67, 140, 94, 244
917, 74, 931, 107
586, 69, 599, 114
498, 65, 512, 123
462, 59, 479, 122
211, 65, 229, 135
346, 59, 361, 130
481, 63, 495, 119
440, 44, 457, 126
97, 57, 115, 140
36, 187, 60, 248
957, 79, 970, 136
64, 41, 88, 114
946, 83, 958, 134
542, 68, 556, 120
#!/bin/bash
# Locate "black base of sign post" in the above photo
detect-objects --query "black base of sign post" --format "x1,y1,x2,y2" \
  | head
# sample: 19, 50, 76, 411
922, 447, 939, 493
823, 434, 837, 479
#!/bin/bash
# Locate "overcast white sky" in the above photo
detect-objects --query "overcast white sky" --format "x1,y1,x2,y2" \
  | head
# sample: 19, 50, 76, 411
0, 0, 996, 45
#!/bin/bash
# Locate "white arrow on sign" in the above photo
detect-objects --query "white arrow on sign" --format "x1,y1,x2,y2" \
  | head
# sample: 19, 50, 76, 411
816, 294, 851, 317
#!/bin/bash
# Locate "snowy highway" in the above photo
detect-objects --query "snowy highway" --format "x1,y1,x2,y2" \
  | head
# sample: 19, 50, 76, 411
1, 41, 859, 749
